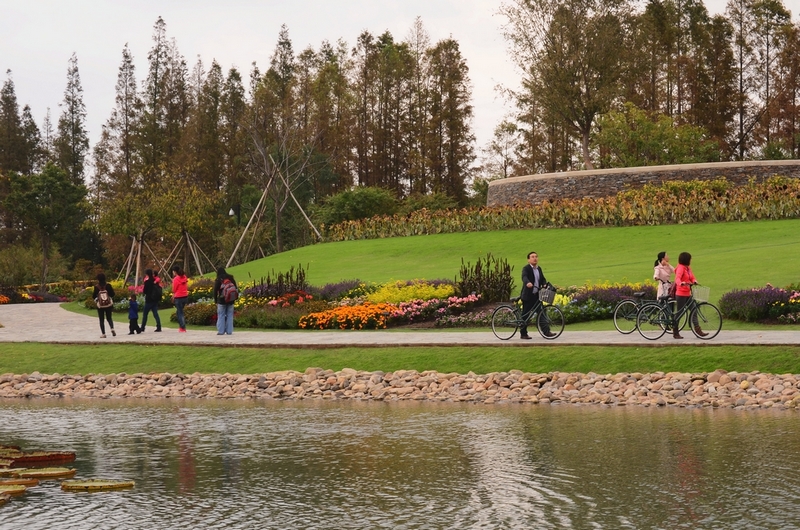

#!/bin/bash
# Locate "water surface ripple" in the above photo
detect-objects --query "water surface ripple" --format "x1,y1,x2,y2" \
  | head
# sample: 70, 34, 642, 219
2, 399, 800, 529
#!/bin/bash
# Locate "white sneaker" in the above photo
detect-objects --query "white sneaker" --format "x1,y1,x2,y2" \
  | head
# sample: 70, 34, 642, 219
100, 334, 106, 338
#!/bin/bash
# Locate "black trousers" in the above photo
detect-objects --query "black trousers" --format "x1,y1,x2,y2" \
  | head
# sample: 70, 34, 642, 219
97, 308, 114, 334
520, 294, 550, 336
129, 318, 140, 334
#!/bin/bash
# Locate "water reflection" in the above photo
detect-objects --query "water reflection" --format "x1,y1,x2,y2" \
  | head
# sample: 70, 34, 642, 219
1, 399, 799, 529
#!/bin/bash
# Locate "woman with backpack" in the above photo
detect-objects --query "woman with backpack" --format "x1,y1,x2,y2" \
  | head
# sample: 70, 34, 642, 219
213, 267, 237, 335
141, 269, 163, 332
92, 272, 116, 338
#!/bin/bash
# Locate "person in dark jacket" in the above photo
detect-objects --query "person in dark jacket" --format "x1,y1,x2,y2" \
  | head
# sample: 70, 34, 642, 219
128, 294, 142, 335
141, 268, 162, 332
213, 267, 237, 335
92, 272, 116, 338
519, 251, 553, 339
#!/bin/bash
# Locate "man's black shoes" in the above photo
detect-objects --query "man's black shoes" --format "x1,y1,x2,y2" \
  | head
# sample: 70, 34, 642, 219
520, 334, 532, 340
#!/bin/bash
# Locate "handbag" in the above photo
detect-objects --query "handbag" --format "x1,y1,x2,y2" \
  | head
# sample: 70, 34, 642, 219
667, 281, 677, 298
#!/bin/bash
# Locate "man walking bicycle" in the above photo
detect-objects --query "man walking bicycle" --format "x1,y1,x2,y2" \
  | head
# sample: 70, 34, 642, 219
520, 251, 554, 339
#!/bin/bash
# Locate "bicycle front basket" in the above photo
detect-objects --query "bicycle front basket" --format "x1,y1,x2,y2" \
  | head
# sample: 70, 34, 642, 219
539, 287, 556, 304
692, 285, 710, 303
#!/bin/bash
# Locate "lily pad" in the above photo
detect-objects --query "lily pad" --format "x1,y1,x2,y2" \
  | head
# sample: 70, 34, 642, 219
0, 484, 26, 496
61, 479, 135, 492
0, 478, 39, 487
16, 467, 76, 479
7, 451, 76, 467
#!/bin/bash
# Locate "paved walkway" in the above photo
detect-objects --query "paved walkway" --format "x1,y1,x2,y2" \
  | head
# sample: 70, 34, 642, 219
1, 303, 800, 347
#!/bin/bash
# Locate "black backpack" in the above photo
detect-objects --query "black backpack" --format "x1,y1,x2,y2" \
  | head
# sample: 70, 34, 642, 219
147, 280, 163, 303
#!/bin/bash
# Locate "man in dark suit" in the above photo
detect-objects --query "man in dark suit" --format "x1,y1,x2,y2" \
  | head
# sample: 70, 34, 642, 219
520, 251, 553, 339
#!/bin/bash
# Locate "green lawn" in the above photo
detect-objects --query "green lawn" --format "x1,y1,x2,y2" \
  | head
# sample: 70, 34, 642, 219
224, 219, 800, 303
4, 343, 800, 376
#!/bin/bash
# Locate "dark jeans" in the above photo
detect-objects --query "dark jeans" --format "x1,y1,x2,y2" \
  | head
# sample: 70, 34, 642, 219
141, 301, 161, 330
174, 296, 188, 329
129, 318, 140, 334
676, 295, 699, 328
520, 294, 550, 336
97, 308, 114, 334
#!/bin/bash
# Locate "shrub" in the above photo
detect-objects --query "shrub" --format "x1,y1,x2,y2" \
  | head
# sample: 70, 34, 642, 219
718, 285, 795, 321
233, 300, 327, 329
556, 281, 657, 324
435, 309, 494, 328
241, 264, 308, 300
324, 177, 800, 241
188, 278, 215, 303
311, 280, 363, 301
366, 280, 456, 304
317, 186, 398, 226
172, 303, 217, 326
456, 253, 513, 303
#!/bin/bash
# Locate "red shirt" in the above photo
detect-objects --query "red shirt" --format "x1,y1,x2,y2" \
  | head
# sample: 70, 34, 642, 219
172, 274, 189, 298
674, 264, 696, 297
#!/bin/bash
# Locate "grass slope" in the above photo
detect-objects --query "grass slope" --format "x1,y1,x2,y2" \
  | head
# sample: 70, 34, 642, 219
4, 343, 800, 376
226, 219, 800, 302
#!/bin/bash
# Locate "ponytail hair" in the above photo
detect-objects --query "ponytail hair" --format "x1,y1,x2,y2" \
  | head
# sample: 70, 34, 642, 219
654, 251, 666, 267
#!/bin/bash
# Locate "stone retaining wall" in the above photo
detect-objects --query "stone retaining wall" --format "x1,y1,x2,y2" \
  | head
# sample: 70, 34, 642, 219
487, 160, 800, 206
2, 369, 798, 410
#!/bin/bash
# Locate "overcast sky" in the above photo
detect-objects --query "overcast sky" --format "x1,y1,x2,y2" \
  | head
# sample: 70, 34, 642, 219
2, 0, 737, 168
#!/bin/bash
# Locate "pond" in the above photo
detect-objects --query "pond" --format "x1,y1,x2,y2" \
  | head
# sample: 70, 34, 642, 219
1, 399, 799, 529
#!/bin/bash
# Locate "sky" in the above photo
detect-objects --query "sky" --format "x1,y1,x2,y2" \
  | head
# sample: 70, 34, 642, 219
2, 0, 739, 168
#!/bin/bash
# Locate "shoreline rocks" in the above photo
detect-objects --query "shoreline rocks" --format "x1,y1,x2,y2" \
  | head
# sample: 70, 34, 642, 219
1, 369, 799, 410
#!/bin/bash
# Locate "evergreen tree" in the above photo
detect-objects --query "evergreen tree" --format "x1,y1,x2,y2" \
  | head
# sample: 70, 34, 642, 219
54, 53, 90, 184
94, 43, 141, 199
425, 38, 474, 204
20, 104, 42, 173
0, 71, 26, 174
773, 22, 800, 157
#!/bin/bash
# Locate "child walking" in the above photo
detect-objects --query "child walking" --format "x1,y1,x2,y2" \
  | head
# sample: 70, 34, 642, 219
128, 294, 142, 335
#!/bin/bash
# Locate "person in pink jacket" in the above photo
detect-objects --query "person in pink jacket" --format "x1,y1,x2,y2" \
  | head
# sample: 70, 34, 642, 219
675, 252, 707, 337
171, 265, 189, 333
653, 251, 675, 300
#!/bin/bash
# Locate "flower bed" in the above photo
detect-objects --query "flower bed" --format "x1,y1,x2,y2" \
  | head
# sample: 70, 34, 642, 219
299, 302, 396, 330
719, 284, 800, 322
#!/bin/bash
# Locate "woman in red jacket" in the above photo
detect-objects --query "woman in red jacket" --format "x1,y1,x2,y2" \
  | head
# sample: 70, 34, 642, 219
675, 252, 707, 337
171, 265, 189, 333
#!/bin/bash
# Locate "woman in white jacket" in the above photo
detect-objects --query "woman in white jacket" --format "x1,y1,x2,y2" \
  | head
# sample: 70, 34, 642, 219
653, 251, 675, 299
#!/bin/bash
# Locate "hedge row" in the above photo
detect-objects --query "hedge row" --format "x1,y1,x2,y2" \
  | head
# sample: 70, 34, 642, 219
324, 177, 800, 241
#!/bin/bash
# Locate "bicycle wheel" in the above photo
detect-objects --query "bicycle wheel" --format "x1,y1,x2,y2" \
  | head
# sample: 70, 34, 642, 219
491, 305, 519, 340
637, 303, 668, 340
537, 305, 565, 339
613, 300, 638, 334
691, 302, 722, 340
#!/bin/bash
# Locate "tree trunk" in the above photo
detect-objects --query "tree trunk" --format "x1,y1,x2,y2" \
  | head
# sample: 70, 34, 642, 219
581, 129, 594, 170
40, 234, 50, 292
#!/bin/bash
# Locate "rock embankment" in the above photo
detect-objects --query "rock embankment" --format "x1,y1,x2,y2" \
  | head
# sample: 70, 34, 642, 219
1, 369, 799, 409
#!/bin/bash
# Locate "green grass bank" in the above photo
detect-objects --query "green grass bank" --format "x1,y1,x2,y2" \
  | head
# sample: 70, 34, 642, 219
4, 343, 800, 377
225, 219, 800, 302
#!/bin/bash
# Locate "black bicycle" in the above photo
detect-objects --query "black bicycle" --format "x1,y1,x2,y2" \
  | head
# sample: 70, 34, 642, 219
613, 291, 687, 334
491, 287, 565, 340
636, 284, 722, 340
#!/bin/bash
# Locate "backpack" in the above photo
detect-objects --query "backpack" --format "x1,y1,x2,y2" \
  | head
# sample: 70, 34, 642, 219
97, 287, 114, 309
220, 278, 238, 304
151, 282, 163, 303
